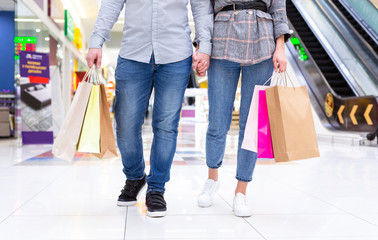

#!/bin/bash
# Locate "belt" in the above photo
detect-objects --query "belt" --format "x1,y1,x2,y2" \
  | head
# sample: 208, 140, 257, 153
219, 1, 268, 13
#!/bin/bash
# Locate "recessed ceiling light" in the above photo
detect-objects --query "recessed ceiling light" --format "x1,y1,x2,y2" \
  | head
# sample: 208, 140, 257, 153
36, 29, 41, 32
45, 37, 50, 41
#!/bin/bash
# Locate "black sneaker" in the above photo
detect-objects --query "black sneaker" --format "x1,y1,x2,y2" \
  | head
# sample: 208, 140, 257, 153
146, 191, 167, 217
117, 175, 146, 206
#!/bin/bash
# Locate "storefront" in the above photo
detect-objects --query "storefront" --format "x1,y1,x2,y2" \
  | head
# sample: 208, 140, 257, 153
13, 0, 87, 143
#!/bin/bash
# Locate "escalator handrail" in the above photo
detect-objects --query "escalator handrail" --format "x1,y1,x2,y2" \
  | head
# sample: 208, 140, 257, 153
338, 0, 378, 46
291, 0, 366, 96
317, 0, 378, 81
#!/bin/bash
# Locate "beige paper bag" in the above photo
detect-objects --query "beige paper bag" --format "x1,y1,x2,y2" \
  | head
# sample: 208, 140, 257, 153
266, 85, 320, 162
52, 81, 92, 161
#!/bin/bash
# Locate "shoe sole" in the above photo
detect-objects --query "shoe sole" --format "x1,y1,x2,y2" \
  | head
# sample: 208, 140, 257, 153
233, 210, 252, 217
117, 182, 147, 207
147, 210, 167, 218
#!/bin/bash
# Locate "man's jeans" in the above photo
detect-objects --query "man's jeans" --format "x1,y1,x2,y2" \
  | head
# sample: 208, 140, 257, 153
206, 58, 274, 182
114, 55, 192, 193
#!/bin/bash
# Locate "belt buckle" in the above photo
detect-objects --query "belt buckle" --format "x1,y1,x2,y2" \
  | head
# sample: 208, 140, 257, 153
233, 4, 239, 15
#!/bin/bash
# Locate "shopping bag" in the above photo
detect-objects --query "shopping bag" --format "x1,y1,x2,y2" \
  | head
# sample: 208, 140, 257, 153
241, 85, 270, 152
52, 81, 92, 161
93, 85, 118, 159
266, 73, 320, 162
257, 90, 274, 158
77, 85, 101, 153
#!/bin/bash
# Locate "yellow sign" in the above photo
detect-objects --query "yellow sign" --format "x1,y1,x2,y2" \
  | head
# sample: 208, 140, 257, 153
325, 93, 334, 117
364, 104, 373, 125
350, 105, 358, 125
337, 105, 345, 124
74, 27, 82, 50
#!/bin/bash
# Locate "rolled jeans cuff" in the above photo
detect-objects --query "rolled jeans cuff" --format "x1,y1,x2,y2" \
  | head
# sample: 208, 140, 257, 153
207, 162, 222, 169
236, 176, 252, 183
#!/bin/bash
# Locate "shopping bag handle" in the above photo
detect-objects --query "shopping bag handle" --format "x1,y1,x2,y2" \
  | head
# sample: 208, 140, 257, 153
263, 71, 295, 88
82, 66, 95, 83
283, 71, 295, 88
81, 66, 103, 85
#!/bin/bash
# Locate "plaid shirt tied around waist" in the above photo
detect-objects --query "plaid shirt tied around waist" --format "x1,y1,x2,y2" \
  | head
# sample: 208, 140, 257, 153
211, 0, 290, 65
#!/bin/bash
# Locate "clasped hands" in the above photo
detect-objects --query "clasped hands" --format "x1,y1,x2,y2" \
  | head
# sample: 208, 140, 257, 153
192, 52, 210, 77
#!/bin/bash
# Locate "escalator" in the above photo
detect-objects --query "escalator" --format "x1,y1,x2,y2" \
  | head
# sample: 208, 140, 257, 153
285, 0, 378, 136
330, 0, 378, 54
286, 1, 355, 97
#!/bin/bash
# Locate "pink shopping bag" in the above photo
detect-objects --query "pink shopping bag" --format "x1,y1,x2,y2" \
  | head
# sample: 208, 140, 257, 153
257, 90, 274, 158
241, 85, 269, 152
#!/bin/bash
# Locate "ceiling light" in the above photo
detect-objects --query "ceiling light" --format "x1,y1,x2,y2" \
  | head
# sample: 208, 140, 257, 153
72, 1, 87, 19
61, 0, 81, 26
36, 29, 41, 32
15, 18, 41, 22
45, 37, 50, 41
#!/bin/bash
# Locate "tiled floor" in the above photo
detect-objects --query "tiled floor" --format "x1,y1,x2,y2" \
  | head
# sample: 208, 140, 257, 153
0, 121, 378, 240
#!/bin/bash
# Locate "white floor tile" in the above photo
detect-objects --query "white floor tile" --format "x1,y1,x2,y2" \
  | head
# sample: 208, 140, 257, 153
355, 214, 378, 227
13, 166, 127, 216
0, 216, 125, 240
0, 166, 68, 221
125, 215, 263, 239
247, 214, 378, 239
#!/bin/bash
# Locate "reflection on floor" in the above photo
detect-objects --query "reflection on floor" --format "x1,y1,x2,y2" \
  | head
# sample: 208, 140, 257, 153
0, 122, 378, 240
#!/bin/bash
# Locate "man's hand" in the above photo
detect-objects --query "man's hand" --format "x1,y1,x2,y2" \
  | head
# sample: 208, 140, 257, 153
192, 51, 210, 77
86, 48, 102, 68
272, 35, 287, 73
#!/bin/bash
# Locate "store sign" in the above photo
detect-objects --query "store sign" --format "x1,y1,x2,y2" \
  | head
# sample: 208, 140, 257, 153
64, 10, 74, 41
14, 36, 37, 60
20, 51, 50, 84
19, 51, 53, 145
74, 27, 83, 49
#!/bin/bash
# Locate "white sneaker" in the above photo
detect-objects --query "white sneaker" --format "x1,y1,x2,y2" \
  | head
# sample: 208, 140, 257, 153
197, 179, 220, 208
233, 193, 252, 217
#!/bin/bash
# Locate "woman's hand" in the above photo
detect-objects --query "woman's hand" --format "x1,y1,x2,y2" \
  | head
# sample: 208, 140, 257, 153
272, 35, 287, 73
193, 51, 210, 77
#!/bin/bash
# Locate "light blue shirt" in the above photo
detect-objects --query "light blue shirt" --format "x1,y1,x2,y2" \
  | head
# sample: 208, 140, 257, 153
89, 0, 213, 64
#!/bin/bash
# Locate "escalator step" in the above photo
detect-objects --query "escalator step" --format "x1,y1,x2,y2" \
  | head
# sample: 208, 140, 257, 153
287, 0, 356, 97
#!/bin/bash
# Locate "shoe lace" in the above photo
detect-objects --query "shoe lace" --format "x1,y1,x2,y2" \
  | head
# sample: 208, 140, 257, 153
201, 180, 214, 194
235, 194, 247, 206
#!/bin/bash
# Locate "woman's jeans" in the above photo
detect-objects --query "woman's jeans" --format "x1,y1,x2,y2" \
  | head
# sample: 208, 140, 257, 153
114, 55, 192, 193
206, 58, 273, 182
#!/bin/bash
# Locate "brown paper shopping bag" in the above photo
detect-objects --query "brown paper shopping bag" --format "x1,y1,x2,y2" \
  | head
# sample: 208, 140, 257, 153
266, 74, 320, 162
77, 85, 101, 153
52, 81, 93, 161
93, 85, 118, 159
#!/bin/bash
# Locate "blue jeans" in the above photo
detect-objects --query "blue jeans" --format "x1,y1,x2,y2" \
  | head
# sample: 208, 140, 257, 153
206, 58, 273, 182
114, 55, 192, 193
